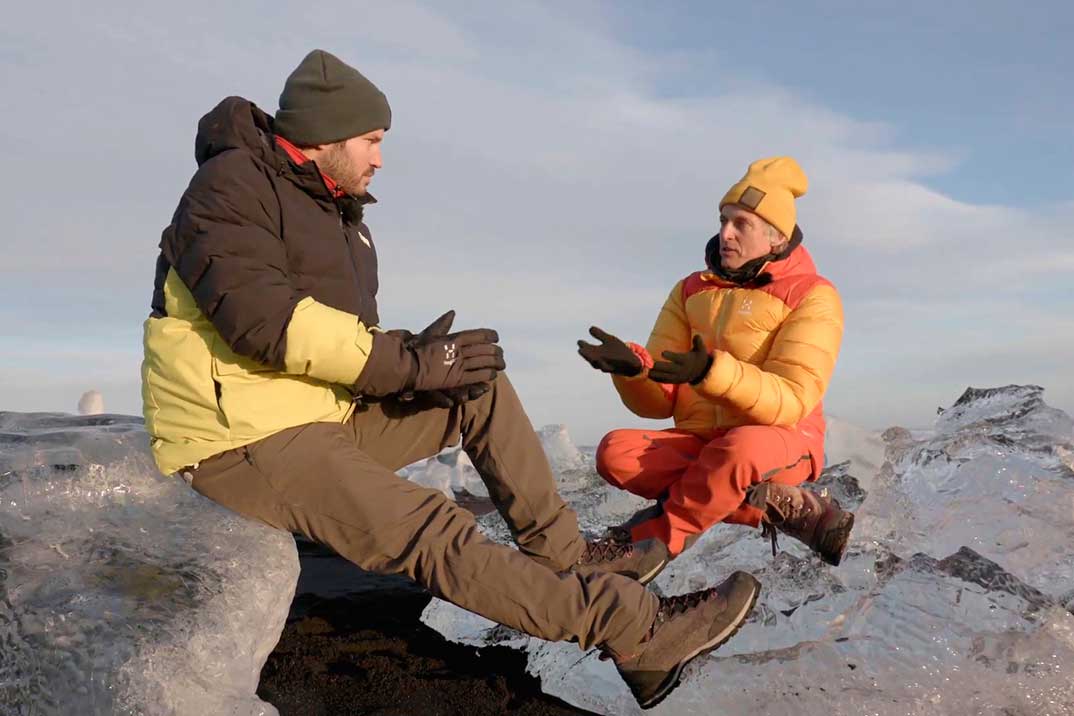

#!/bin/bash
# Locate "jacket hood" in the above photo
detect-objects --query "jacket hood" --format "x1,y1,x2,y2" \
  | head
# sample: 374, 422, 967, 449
194, 96, 276, 167
192, 96, 374, 215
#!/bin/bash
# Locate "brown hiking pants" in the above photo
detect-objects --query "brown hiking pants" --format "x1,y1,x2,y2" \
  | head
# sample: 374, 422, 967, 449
186, 374, 657, 654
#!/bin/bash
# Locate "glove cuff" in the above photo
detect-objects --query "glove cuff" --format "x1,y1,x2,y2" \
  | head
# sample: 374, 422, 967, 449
354, 332, 418, 397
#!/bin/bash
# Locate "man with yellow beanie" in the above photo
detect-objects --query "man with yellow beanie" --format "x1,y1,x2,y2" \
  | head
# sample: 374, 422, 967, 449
578, 157, 853, 567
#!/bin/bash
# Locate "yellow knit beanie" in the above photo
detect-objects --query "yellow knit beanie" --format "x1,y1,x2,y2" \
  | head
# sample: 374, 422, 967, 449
719, 157, 808, 238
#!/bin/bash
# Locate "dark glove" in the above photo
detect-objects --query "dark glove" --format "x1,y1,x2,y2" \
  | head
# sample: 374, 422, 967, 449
577, 326, 643, 377
355, 329, 505, 398
412, 330, 503, 390
384, 309, 457, 345
413, 382, 494, 409
397, 311, 497, 407
648, 335, 713, 385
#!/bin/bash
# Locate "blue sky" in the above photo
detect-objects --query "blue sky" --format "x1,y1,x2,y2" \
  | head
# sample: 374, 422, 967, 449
614, 0, 1074, 206
1, 1, 1071, 444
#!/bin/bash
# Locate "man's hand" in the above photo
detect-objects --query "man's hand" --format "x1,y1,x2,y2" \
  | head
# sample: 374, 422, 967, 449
411, 329, 504, 391
355, 327, 504, 398
577, 327, 643, 377
395, 311, 497, 407
412, 310, 456, 346
648, 335, 713, 385
410, 383, 493, 409
385, 310, 456, 345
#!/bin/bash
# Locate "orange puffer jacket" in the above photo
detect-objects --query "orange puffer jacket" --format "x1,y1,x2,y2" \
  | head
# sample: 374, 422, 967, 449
612, 244, 844, 477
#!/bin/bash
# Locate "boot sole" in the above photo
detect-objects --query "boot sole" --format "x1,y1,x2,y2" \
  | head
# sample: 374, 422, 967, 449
820, 511, 855, 566
636, 576, 761, 710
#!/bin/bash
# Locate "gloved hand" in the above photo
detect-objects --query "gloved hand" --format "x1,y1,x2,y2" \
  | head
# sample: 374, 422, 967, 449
408, 382, 494, 409
384, 309, 456, 343
413, 330, 503, 390
648, 335, 713, 385
355, 327, 505, 398
391, 311, 498, 407
577, 326, 643, 377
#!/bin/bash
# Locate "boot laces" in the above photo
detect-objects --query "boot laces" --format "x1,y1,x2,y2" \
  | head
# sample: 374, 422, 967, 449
579, 533, 633, 564
602, 587, 720, 662
760, 488, 819, 558
654, 587, 718, 627
759, 487, 841, 559
761, 521, 779, 557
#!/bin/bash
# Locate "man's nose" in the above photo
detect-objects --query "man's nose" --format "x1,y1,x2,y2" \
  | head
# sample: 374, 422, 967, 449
370, 146, 383, 169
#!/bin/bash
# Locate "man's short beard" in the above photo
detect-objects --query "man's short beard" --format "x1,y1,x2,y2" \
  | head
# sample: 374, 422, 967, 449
318, 143, 368, 196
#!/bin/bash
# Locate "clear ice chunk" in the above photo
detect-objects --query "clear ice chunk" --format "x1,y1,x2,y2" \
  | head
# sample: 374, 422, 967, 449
0, 412, 298, 715
422, 385, 1074, 715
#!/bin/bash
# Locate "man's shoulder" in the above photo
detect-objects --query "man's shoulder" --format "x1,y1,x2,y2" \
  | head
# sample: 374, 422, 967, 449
175, 148, 283, 228
187, 147, 275, 197
762, 272, 837, 308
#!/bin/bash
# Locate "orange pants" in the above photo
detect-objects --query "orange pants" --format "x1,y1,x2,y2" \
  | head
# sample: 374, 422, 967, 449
595, 426, 815, 555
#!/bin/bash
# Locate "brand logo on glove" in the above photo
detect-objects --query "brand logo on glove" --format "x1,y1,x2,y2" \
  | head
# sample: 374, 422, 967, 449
443, 343, 458, 366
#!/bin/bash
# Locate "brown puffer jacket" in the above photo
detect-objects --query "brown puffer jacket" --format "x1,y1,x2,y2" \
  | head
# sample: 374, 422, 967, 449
153, 96, 381, 359
142, 96, 383, 474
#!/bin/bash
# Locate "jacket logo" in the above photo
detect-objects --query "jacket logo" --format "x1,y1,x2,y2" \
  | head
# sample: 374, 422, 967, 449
738, 298, 753, 314
443, 343, 458, 366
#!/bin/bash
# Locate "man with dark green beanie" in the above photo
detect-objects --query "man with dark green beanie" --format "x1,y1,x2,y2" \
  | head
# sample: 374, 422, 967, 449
275, 48, 392, 146
141, 48, 759, 710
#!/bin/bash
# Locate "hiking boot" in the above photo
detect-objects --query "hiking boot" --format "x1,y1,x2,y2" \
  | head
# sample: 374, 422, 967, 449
746, 482, 855, 566
610, 571, 761, 710
572, 533, 669, 585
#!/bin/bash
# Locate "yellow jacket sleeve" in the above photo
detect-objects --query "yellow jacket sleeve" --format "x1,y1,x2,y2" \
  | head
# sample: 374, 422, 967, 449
282, 297, 376, 385
612, 280, 691, 419
694, 284, 843, 425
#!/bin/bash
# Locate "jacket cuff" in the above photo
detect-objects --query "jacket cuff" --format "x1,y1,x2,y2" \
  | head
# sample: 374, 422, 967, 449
695, 349, 736, 398
283, 297, 376, 384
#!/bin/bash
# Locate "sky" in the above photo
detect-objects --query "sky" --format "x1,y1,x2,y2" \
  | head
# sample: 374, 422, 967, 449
1, 1, 1072, 445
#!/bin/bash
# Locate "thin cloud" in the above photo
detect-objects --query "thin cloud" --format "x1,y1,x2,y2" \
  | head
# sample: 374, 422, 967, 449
1, 1, 1070, 438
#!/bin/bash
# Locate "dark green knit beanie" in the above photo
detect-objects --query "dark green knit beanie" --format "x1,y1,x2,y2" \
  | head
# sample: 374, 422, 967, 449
274, 49, 391, 146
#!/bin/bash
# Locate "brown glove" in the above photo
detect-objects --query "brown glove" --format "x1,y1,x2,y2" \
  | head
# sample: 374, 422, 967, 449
396, 311, 497, 407
355, 328, 504, 398
385, 310, 457, 346
577, 326, 643, 377
648, 335, 713, 385
412, 330, 504, 391
407, 382, 494, 409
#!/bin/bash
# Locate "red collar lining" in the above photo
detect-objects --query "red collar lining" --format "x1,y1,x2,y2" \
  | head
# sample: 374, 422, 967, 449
274, 135, 345, 198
